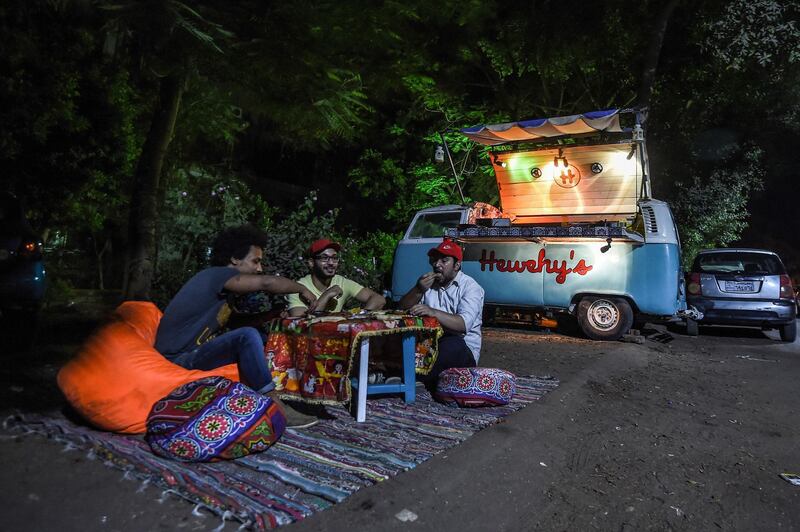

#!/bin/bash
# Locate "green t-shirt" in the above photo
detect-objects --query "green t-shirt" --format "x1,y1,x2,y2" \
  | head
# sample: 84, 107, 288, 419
286, 274, 365, 312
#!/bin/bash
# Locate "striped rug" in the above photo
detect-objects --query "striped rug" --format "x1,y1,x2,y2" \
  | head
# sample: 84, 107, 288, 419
7, 376, 558, 530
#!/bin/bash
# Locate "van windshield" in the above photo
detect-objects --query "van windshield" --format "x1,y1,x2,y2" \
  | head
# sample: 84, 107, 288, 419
693, 252, 785, 275
408, 212, 461, 238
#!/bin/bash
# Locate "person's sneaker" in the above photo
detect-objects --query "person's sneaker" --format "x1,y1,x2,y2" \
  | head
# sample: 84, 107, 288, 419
367, 372, 386, 385
268, 394, 320, 429
384, 376, 402, 385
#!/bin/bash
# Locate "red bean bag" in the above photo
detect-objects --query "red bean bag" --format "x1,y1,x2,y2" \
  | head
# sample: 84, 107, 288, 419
57, 301, 240, 434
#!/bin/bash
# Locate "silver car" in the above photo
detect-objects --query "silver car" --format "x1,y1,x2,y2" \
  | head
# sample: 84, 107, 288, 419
685, 248, 797, 342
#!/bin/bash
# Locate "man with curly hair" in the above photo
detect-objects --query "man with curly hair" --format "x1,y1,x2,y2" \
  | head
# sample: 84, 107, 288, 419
155, 224, 318, 401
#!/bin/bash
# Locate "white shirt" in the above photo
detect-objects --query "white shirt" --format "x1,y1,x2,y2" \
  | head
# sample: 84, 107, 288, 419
422, 271, 485, 363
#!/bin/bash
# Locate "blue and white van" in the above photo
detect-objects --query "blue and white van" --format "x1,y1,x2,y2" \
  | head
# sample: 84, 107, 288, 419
391, 109, 693, 340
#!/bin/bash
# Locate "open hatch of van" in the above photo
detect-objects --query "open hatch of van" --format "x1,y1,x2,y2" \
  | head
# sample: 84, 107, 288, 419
450, 108, 651, 241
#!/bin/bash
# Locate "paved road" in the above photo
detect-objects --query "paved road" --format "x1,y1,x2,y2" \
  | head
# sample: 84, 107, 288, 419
1, 319, 798, 531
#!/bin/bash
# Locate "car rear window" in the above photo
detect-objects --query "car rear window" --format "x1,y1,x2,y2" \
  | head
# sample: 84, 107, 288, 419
693, 252, 785, 275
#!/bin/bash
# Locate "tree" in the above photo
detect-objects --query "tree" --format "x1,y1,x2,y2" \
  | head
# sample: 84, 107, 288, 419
95, 1, 238, 300
671, 147, 765, 268
649, 0, 799, 266
0, 1, 140, 234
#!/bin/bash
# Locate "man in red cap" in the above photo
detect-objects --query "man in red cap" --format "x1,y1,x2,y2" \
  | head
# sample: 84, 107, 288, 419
399, 239, 485, 387
286, 238, 386, 316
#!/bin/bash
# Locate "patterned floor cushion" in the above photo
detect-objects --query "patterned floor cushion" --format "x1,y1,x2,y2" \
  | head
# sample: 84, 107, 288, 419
435, 367, 516, 407
145, 376, 286, 462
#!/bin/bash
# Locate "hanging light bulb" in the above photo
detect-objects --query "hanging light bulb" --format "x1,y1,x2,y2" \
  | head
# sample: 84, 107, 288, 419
553, 147, 569, 169
434, 145, 445, 163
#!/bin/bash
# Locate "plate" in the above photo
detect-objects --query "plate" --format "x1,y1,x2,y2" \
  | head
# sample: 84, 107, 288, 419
724, 280, 755, 292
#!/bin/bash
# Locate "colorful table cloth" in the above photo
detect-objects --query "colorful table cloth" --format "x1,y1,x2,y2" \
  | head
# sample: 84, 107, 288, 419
266, 311, 442, 405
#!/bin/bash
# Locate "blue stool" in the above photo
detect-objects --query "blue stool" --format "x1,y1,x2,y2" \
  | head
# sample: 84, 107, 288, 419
351, 332, 416, 422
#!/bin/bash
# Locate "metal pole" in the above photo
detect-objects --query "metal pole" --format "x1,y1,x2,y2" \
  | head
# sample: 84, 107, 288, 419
439, 132, 466, 205
635, 109, 652, 199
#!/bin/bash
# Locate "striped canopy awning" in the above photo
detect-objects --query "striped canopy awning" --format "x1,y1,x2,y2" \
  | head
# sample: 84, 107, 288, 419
461, 109, 625, 146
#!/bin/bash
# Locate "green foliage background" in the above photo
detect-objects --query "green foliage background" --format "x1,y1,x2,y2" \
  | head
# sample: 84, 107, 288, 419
2, 0, 799, 300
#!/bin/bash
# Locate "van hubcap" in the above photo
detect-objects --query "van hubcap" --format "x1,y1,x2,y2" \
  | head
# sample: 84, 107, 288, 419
587, 299, 619, 330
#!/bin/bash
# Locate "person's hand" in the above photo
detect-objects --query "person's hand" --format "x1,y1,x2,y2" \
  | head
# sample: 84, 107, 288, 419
416, 271, 440, 292
300, 288, 318, 311
409, 303, 436, 318
322, 285, 343, 300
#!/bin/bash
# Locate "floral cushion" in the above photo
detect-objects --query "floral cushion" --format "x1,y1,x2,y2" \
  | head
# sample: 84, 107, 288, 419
145, 376, 286, 462
435, 367, 516, 407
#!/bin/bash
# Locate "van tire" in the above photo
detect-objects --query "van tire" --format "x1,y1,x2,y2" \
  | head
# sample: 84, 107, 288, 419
779, 320, 797, 342
577, 296, 633, 341
686, 318, 699, 337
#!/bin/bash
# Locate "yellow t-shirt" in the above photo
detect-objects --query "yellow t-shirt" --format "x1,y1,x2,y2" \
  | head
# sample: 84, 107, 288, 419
286, 274, 365, 312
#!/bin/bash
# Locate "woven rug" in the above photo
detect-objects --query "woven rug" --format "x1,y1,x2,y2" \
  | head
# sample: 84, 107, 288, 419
6, 376, 558, 530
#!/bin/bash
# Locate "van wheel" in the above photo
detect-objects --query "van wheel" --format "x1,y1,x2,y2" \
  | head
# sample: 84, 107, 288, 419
577, 296, 633, 341
686, 318, 699, 337
779, 320, 797, 342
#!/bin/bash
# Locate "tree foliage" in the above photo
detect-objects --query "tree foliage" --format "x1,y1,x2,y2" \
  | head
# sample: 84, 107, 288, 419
672, 146, 765, 268
2, 0, 798, 298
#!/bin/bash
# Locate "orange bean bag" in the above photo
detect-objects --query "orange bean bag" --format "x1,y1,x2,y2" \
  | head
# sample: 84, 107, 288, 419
57, 301, 241, 434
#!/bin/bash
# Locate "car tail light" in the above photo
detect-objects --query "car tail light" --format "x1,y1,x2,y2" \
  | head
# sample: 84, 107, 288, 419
19, 240, 42, 259
686, 273, 702, 296
779, 275, 794, 300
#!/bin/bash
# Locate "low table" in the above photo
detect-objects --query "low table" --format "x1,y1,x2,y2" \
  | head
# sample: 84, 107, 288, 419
266, 311, 442, 409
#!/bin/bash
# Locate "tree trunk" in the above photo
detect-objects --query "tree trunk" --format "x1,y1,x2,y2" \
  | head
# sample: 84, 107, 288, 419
637, 0, 680, 109
123, 73, 184, 300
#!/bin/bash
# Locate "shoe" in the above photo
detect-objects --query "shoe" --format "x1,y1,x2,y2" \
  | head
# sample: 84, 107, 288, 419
367, 372, 386, 385
268, 395, 320, 429
385, 376, 402, 385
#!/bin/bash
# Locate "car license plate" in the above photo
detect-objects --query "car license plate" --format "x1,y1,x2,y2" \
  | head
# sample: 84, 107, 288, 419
724, 280, 755, 292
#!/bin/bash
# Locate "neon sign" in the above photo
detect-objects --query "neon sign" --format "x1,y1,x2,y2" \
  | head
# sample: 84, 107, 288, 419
478, 248, 593, 284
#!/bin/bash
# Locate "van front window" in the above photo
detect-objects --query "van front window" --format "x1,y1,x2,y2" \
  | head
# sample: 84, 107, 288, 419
408, 212, 461, 238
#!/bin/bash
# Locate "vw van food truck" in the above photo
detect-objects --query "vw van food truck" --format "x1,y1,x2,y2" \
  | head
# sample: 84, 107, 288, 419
391, 109, 697, 340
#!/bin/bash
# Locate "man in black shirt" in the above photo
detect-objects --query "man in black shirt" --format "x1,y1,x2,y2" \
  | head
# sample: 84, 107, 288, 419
156, 225, 317, 398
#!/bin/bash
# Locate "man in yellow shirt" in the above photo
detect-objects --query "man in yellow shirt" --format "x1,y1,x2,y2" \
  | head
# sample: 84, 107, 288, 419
287, 238, 386, 316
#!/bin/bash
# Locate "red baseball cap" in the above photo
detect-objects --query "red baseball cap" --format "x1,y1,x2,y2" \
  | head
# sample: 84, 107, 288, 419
308, 238, 341, 256
428, 239, 463, 261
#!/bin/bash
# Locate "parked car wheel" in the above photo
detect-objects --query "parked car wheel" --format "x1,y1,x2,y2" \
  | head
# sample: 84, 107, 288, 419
686, 318, 699, 337
577, 296, 633, 341
779, 320, 797, 343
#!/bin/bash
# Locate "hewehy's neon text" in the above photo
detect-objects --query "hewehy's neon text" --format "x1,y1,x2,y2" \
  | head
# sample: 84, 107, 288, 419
478, 248, 593, 284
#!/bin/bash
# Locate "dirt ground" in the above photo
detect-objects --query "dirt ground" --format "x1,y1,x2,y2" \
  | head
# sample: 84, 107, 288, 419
1, 302, 798, 531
